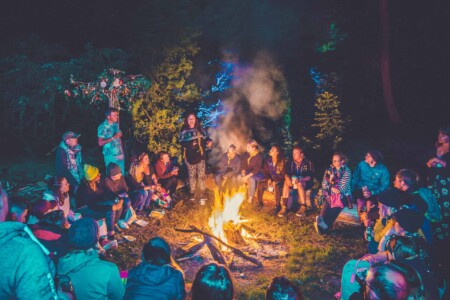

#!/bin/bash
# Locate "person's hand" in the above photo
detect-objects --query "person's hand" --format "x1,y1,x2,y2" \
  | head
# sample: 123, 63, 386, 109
331, 187, 340, 194
427, 158, 438, 168
267, 179, 273, 187
113, 131, 122, 139
363, 190, 372, 198
241, 170, 246, 176
171, 169, 179, 176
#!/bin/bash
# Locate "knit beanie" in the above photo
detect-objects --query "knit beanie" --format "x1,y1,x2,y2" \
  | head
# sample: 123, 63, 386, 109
107, 162, 122, 177
377, 188, 406, 209
84, 164, 100, 181
393, 208, 424, 233
367, 150, 383, 163
68, 217, 99, 250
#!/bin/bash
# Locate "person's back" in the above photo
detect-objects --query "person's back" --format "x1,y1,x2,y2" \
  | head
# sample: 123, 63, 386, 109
0, 221, 58, 300
58, 249, 124, 300
125, 262, 185, 300
125, 236, 185, 300
57, 218, 124, 300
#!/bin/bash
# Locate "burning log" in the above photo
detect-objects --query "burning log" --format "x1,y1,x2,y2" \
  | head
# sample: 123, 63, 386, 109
173, 239, 206, 259
204, 236, 228, 266
175, 225, 263, 268
223, 221, 246, 246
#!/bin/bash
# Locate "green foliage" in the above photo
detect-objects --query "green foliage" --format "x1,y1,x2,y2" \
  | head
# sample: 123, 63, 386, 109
312, 91, 350, 151
131, 34, 201, 158
0, 36, 130, 153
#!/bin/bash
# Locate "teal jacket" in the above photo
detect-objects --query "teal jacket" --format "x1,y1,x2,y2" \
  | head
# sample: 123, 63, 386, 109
351, 161, 390, 196
0, 222, 58, 300
57, 250, 124, 300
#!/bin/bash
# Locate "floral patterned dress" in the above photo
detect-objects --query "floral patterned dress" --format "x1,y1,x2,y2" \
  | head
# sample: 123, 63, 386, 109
430, 152, 450, 241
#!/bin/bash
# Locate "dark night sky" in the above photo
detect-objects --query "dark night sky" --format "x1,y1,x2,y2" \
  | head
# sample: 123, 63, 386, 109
1, 0, 449, 142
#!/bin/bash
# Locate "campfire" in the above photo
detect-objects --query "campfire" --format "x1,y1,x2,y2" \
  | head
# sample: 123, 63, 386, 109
174, 188, 264, 268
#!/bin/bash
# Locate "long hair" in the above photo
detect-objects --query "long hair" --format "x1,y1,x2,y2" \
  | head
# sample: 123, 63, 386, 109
181, 113, 202, 131
142, 237, 183, 273
191, 263, 234, 300
129, 162, 144, 183
46, 176, 67, 206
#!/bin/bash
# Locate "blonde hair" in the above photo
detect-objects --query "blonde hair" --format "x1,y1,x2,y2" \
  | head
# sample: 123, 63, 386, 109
247, 139, 259, 151
129, 162, 145, 183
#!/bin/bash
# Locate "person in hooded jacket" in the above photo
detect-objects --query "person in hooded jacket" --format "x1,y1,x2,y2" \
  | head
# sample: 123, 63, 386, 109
55, 131, 84, 191
57, 218, 124, 300
124, 236, 186, 300
0, 221, 58, 299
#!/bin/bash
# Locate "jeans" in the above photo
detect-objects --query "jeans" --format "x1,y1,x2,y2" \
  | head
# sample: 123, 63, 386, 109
319, 200, 343, 229
238, 172, 264, 199
159, 177, 178, 195
131, 190, 152, 212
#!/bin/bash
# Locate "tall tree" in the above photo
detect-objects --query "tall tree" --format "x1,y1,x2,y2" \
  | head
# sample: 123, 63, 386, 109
379, 0, 401, 123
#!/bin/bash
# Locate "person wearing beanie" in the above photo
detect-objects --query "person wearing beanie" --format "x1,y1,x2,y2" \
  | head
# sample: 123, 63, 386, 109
76, 164, 121, 240
125, 237, 186, 300
351, 150, 390, 225
55, 131, 83, 190
57, 218, 124, 300
104, 162, 131, 235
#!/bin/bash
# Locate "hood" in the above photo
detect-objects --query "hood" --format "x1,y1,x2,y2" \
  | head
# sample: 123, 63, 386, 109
0, 221, 50, 255
130, 262, 181, 286
57, 250, 99, 275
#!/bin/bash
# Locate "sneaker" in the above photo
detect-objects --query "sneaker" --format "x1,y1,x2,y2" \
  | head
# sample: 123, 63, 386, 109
118, 220, 130, 230
315, 215, 328, 232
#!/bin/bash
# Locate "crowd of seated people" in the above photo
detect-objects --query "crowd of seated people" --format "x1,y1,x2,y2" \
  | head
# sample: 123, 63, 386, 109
0, 114, 449, 299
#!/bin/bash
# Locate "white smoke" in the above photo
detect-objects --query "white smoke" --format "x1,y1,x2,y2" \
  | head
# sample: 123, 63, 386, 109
208, 51, 288, 161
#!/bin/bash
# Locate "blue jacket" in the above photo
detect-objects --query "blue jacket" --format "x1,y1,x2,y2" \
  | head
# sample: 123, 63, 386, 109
351, 161, 390, 196
124, 262, 185, 300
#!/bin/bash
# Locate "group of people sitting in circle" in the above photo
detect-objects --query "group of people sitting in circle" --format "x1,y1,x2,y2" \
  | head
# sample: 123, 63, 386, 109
0, 106, 449, 299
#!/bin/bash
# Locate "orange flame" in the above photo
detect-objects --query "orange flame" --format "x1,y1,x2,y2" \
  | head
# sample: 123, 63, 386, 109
208, 187, 246, 244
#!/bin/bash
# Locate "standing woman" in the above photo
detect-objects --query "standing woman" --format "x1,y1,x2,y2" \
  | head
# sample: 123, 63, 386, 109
239, 139, 264, 204
179, 113, 208, 201
314, 152, 351, 234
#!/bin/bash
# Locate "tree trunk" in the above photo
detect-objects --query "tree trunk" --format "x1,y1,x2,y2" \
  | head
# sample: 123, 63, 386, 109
379, 0, 401, 124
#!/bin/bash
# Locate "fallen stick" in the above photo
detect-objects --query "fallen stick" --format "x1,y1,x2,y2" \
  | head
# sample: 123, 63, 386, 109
204, 236, 228, 266
175, 225, 263, 268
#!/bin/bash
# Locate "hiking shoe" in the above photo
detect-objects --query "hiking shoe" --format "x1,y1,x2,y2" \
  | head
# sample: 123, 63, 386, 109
296, 205, 307, 217
118, 220, 129, 230
278, 206, 287, 217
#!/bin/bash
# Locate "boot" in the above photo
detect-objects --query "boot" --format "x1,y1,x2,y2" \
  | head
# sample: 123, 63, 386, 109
277, 206, 287, 217
296, 205, 307, 217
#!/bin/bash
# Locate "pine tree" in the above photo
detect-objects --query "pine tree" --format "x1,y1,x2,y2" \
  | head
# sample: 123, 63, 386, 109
312, 91, 349, 150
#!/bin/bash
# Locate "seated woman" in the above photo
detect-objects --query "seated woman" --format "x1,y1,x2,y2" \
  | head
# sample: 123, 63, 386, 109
257, 145, 287, 213
214, 144, 241, 192
154, 151, 179, 195
104, 163, 131, 235
238, 139, 264, 204
124, 237, 186, 300
127, 161, 154, 214
191, 263, 234, 300
314, 152, 351, 234
29, 176, 74, 224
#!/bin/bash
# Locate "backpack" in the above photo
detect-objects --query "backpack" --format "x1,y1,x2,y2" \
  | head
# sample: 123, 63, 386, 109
413, 187, 442, 222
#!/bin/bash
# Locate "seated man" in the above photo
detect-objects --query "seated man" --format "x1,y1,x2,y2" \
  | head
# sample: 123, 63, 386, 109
238, 139, 264, 204
282, 146, 314, 217
214, 144, 241, 192
352, 150, 390, 225
154, 151, 179, 195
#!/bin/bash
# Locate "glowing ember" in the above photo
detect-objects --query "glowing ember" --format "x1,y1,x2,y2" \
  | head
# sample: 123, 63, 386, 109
208, 188, 247, 245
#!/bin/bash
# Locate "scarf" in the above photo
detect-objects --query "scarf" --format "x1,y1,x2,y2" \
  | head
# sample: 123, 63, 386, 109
59, 141, 83, 184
